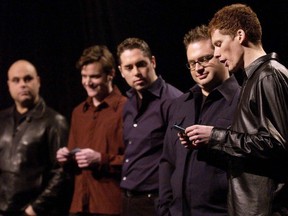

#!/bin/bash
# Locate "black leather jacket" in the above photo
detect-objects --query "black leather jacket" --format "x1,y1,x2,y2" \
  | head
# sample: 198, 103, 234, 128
0, 98, 72, 216
210, 53, 288, 216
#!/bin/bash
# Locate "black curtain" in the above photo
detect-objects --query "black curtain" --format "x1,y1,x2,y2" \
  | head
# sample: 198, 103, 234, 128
1, 0, 288, 121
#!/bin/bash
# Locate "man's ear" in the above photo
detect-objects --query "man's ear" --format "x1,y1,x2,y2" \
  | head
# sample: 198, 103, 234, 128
118, 66, 125, 78
151, 56, 156, 69
37, 76, 41, 86
107, 74, 113, 81
107, 69, 115, 81
236, 29, 246, 44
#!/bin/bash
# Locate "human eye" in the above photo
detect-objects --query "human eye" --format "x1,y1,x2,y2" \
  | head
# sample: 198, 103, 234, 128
91, 74, 102, 79
202, 55, 214, 63
136, 61, 148, 68
214, 41, 222, 47
24, 75, 33, 83
11, 77, 20, 83
124, 65, 133, 71
190, 61, 196, 68
187, 61, 196, 70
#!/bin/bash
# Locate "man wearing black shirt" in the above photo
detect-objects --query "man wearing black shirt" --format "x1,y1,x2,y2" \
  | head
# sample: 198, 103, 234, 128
158, 25, 240, 216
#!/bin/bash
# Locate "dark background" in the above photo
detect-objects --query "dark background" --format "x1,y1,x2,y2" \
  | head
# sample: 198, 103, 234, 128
1, 0, 287, 121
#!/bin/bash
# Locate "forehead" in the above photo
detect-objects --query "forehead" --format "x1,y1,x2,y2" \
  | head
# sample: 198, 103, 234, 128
120, 48, 147, 64
81, 62, 104, 74
8, 62, 37, 79
186, 39, 213, 59
211, 29, 230, 43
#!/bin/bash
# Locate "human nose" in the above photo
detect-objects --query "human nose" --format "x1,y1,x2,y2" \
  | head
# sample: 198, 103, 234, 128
131, 66, 141, 75
83, 77, 92, 85
19, 79, 27, 87
214, 48, 221, 59
195, 62, 204, 71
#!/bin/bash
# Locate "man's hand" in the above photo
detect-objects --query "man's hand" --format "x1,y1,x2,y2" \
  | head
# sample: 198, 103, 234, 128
185, 125, 214, 147
25, 205, 36, 216
178, 125, 214, 149
74, 148, 101, 168
56, 147, 70, 164
178, 132, 194, 149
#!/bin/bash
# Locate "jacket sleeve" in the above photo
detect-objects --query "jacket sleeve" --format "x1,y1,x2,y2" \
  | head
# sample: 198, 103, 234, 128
157, 124, 175, 216
209, 70, 288, 159
31, 114, 73, 215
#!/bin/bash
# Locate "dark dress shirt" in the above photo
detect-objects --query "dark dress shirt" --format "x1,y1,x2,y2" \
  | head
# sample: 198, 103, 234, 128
121, 76, 182, 192
158, 75, 241, 216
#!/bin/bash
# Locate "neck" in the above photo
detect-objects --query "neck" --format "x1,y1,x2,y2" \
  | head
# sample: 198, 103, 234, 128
16, 97, 39, 114
243, 43, 266, 68
92, 85, 113, 107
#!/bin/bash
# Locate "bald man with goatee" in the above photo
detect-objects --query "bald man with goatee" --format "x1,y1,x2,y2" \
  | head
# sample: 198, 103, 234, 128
0, 60, 72, 216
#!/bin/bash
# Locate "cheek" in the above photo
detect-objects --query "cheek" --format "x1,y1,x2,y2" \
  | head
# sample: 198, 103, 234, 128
190, 71, 197, 80
81, 78, 86, 85
123, 74, 132, 82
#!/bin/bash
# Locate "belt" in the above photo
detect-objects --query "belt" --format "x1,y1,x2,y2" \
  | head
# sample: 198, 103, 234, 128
124, 189, 158, 198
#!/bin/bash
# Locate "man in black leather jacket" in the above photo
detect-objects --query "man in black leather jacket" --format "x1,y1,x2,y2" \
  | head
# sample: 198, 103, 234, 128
0, 60, 72, 216
180, 4, 288, 216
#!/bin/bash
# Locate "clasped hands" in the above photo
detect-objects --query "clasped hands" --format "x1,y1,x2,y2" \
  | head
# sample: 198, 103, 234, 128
178, 125, 214, 149
56, 147, 101, 168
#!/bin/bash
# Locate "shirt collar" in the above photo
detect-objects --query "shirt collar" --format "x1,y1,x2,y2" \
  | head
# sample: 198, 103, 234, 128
83, 86, 123, 112
244, 52, 279, 79
216, 75, 240, 103
185, 75, 239, 103
126, 76, 163, 98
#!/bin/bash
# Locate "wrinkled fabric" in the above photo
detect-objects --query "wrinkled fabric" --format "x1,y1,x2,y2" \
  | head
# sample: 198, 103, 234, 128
0, 98, 71, 216
158, 75, 240, 216
210, 53, 288, 216
121, 76, 182, 192
67, 86, 127, 214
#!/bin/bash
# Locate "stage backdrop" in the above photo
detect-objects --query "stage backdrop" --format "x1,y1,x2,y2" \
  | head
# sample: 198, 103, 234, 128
1, 0, 287, 120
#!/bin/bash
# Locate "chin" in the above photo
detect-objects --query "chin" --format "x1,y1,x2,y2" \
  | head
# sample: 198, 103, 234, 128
134, 85, 146, 91
229, 67, 238, 74
228, 64, 240, 73
87, 93, 97, 98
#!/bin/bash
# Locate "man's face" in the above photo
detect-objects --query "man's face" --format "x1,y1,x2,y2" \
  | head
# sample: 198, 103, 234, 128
211, 29, 244, 73
7, 61, 40, 108
186, 39, 229, 93
118, 48, 157, 92
81, 62, 113, 100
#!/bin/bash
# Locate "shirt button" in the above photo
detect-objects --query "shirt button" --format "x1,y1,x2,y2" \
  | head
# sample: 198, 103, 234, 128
125, 159, 129, 163
123, 177, 127, 181
128, 141, 132, 145
133, 123, 137, 127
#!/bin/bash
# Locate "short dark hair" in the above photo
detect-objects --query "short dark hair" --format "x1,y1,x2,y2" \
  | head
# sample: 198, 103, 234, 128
76, 45, 115, 74
183, 25, 211, 50
117, 38, 152, 64
208, 3, 262, 45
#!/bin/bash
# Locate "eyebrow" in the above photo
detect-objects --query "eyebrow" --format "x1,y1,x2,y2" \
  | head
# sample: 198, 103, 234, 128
188, 54, 214, 62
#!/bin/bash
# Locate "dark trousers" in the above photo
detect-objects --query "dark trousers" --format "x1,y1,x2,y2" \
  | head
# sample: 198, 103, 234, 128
121, 191, 158, 216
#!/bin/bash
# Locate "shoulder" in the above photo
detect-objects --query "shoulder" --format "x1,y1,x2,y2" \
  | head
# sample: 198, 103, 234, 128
162, 82, 183, 98
0, 106, 13, 119
254, 61, 288, 87
70, 100, 90, 117
42, 105, 67, 128
111, 87, 128, 106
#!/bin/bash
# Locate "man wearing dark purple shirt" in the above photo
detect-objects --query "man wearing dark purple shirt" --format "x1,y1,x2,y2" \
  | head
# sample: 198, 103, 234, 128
117, 37, 182, 216
157, 25, 241, 216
